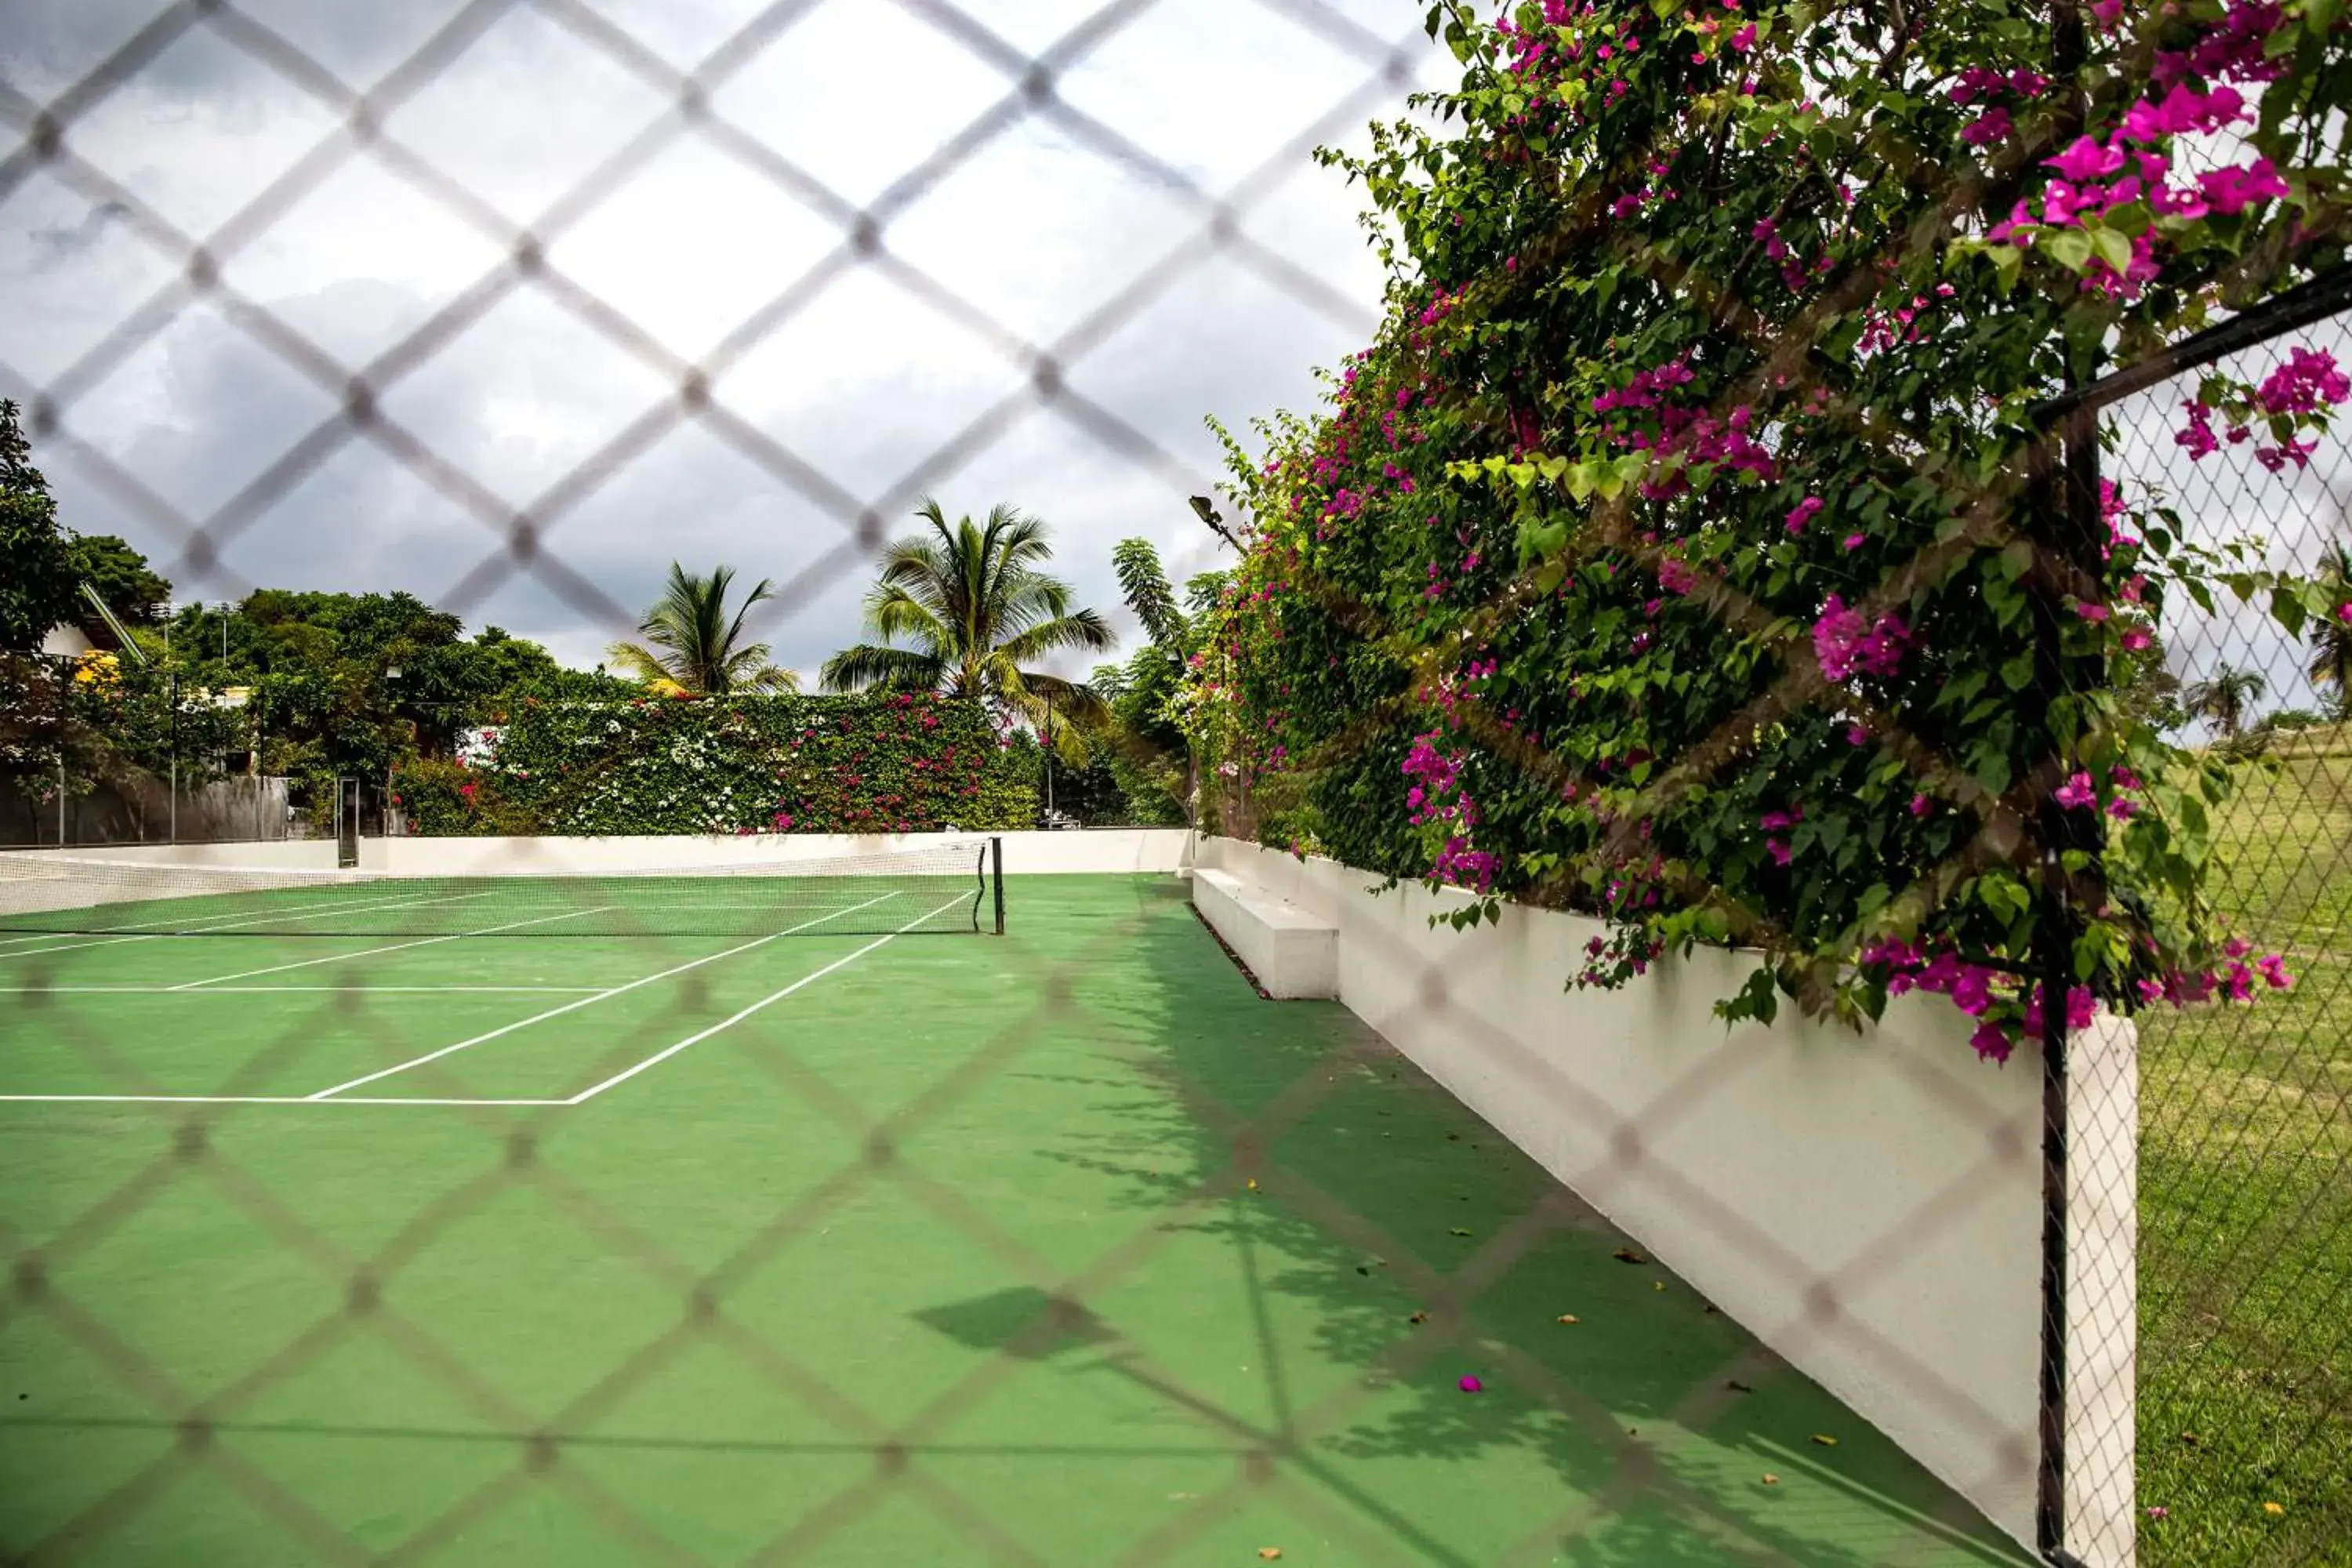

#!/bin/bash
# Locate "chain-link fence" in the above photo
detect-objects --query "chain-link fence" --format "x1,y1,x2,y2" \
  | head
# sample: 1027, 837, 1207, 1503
2089, 296, 2352, 1567
2, 2, 2348, 1566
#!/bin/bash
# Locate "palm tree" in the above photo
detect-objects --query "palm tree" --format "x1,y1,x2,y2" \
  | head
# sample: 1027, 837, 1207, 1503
2308, 542, 2352, 719
606, 563, 797, 696
2183, 663, 2267, 739
819, 499, 1112, 756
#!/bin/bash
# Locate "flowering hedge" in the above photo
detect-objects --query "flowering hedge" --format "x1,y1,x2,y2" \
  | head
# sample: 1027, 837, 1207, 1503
1192, 0, 2350, 1061
391, 691, 1036, 837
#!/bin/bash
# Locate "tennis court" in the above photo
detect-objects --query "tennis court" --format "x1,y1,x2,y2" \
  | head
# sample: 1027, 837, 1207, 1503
0, 858, 2028, 1564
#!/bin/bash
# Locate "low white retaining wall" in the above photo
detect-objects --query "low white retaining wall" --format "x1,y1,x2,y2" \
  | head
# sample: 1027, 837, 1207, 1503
1198, 837, 2136, 1563
1192, 867, 1338, 999
5, 841, 334, 869
360, 829, 1194, 877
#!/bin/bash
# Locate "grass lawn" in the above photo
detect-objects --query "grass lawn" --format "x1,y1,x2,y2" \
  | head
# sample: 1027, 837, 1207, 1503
2135, 726, 2352, 1566
0, 873, 2030, 1565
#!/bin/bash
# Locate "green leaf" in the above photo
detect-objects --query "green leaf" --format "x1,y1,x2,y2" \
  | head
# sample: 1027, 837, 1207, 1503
1987, 243, 2024, 293
2101, 201, 2154, 237
2045, 228, 2095, 273
2271, 586, 2307, 638
2089, 227, 2135, 277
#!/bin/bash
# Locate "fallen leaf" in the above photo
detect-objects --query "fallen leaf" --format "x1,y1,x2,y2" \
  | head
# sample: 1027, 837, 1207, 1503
1168, 1492, 1197, 1501
1725, 1380, 1752, 1393
1409, 1310, 1428, 1324
1613, 1247, 1648, 1265
1811, 1434, 1838, 1447
2263, 1502, 2285, 1516
1247, 1179, 1258, 1191
1356, 1265, 1370, 1275
1704, 1305, 1721, 1315
1762, 1473, 1780, 1486
1556, 1314, 1580, 1324
1653, 1281, 1667, 1291
1450, 1227, 1473, 1237
1259, 1551, 1283, 1561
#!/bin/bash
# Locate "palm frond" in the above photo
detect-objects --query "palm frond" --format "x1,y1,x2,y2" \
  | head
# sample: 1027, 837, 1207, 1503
820, 643, 942, 693
1114, 538, 1184, 646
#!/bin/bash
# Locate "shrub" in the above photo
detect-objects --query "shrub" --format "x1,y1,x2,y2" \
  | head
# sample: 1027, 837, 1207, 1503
1188, 0, 2344, 1059
424, 688, 1036, 836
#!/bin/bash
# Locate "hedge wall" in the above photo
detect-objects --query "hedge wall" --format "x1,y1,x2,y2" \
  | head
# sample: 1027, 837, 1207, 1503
392, 691, 1036, 837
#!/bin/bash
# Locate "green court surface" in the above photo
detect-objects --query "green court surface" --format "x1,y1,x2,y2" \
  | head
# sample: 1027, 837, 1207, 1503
0, 875, 2030, 1565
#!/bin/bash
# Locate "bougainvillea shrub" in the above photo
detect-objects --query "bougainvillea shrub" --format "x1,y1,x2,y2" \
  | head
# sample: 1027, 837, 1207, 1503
393, 691, 1037, 837
1190, 0, 2348, 1060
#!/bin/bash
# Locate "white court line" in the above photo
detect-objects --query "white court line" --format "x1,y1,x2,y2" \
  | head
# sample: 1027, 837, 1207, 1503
0, 886, 478, 949
300, 895, 896, 1102
0, 1094, 570, 1106
166, 905, 619, 990
0, 904, 331, 951
0, 985, 609, 995
565, 894, 967, 1105
0, 891, 497, 963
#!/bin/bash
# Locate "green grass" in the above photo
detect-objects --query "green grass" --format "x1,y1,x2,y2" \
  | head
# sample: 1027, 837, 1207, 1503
2136, 728, 2352, 1567
0, 876, 2028, 1565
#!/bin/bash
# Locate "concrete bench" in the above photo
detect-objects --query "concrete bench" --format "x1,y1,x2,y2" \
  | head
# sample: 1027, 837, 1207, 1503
1191, 867, 1338, 999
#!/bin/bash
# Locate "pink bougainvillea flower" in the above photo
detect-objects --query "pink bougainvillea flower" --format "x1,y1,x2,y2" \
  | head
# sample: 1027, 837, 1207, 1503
2054, 771, 2097, 810
2258, 954, 2293, 989
1909, 793, 1933, 817
1961, 107, 2013, 147
2107, 797, 2138, 820
2077, 601, 2111, 621
2122, 628, 2153, 651
1766, 839, 1792, 866
1969, 1021, 2015, 1065
1846, 723, 1871, 745
1784, 495, 1824, 534
1728, 22, 1756, 51
2197, 158, 2292, 216
2337, 603, 2352, 625
1843, 532, 1867, 550
1458, 1374, 1485, 1393
2045, 134, 2125, 182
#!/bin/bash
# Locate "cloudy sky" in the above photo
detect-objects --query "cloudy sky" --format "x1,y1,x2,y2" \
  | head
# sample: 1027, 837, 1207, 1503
5, 1, 2346, 719
0, 0, 1453, 678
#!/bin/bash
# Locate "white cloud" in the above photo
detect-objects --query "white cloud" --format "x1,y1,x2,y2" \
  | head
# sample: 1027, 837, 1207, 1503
2, 0, 1443, 673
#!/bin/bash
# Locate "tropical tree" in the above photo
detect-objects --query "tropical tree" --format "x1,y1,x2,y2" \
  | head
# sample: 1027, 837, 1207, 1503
2183, 664, 2268, 740
1105, 536, 1232, 820
607, 563, 797, 697
820, 499, 1112, 757
0, 398, 78, 652
2308, 543, 2352, 719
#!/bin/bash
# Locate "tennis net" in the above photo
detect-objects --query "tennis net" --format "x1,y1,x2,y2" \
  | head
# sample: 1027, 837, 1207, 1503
0, 840, 1000, 938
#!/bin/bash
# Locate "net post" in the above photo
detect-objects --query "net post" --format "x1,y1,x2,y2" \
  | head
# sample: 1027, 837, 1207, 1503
991, 836, 1005, 935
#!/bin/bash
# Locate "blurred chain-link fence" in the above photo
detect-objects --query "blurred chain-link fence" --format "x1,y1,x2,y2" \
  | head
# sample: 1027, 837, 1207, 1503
2, 2, 2349, 1566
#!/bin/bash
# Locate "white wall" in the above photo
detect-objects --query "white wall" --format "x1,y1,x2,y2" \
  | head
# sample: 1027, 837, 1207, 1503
362, 829, 1195, 877
6, 841, 334, 869
1196, 837, 2136, 1564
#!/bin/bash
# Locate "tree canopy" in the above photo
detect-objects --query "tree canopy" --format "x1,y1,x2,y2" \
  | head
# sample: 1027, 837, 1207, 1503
821, 499, 1113, 757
